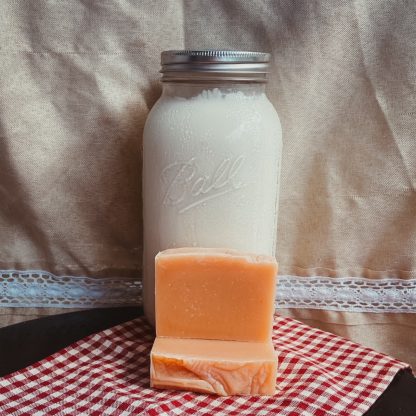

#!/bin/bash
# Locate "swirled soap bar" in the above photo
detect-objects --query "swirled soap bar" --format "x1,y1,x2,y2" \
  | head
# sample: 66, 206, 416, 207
151, 337, 277, 396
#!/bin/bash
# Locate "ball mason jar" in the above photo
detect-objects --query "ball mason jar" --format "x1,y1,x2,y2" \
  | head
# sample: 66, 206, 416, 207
142, 50, 282, 324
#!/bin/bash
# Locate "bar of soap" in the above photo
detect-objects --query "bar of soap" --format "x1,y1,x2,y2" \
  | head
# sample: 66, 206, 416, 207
150, 337, 278, 396
155, 247, 277, 342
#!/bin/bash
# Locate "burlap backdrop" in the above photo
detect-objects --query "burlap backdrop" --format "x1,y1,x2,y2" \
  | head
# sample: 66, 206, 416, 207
0, 1, 415, 366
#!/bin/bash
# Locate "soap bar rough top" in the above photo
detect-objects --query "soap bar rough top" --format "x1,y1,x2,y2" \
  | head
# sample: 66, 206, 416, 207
155, 247, 277, 342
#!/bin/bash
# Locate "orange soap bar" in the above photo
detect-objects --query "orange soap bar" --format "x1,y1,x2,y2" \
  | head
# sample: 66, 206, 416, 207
155, 248, 277, 342
150, 337, 278, 396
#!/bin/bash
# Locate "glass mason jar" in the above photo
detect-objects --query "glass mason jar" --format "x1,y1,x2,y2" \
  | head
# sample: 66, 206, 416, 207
142, 50, 282, 324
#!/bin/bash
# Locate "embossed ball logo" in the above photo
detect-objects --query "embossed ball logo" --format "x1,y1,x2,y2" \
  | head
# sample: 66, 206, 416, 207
161, 156, 246, 213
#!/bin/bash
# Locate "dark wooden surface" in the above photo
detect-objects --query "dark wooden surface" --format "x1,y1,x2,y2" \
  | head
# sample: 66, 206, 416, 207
0, 307, 142, 376
0, 308, 415, 415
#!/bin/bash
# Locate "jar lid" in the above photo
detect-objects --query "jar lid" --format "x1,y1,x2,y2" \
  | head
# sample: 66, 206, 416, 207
160, 50, 271, 83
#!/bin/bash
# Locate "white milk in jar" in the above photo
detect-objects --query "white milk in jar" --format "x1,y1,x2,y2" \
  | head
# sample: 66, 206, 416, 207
143, 50, 282, 324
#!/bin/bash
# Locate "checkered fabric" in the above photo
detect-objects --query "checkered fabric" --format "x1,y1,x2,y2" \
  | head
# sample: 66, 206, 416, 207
0, 315, 409, 416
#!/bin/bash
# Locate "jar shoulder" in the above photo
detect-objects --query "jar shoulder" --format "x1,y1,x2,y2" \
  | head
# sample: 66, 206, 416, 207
143, 94, 282, 145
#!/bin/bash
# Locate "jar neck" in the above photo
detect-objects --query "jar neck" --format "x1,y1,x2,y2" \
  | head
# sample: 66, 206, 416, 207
161, 82, 266, 99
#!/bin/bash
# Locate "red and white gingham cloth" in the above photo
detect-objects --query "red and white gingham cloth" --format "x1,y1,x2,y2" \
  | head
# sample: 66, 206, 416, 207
0, 314, 409, 416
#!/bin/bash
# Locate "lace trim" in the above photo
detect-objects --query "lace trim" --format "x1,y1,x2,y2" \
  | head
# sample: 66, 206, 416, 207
0, 270, 141, 308
276, 275, 416, 313
1, 270, 415, 313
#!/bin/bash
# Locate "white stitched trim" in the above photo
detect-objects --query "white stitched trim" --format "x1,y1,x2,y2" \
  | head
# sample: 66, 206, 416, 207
0, 270, 141, 308
1, 270, 415, 313
276, 275, 416, 313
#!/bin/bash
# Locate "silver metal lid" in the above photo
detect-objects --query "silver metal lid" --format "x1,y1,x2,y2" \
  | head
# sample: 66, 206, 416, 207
160, 50, 271, 83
